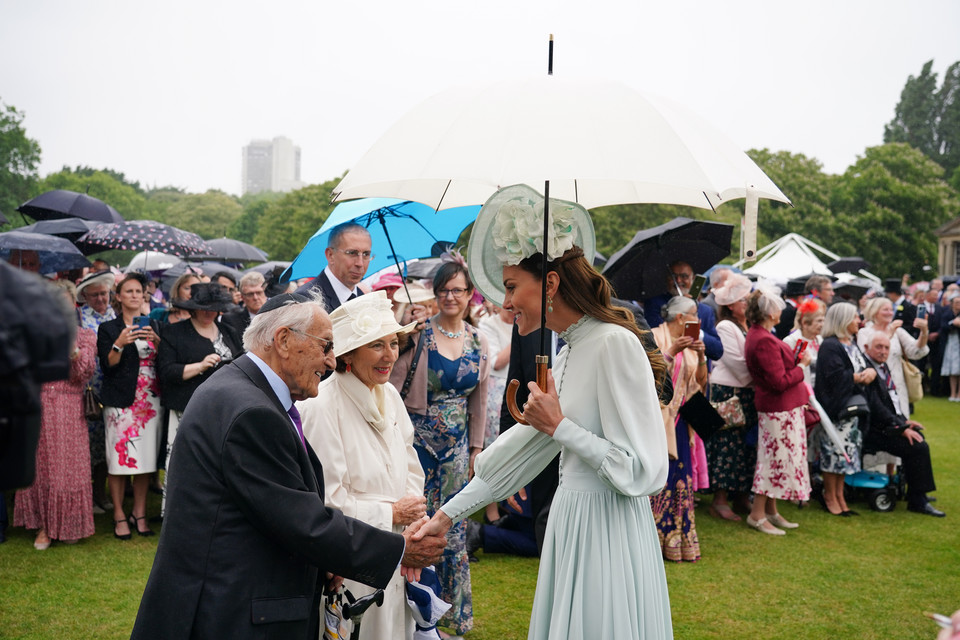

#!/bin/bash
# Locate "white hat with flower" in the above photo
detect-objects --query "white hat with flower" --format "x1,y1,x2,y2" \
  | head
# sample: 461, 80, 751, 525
329, 290, 417, 357
467, 184, 595, 306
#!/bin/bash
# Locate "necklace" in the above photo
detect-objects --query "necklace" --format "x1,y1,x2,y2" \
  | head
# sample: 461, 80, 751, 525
436, 323, 463, 339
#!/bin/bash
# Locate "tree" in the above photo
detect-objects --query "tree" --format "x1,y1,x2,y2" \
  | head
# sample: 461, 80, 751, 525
884, 59, 960, 175
0, 99, 41, 227
162, 190, 243, 239
253, 180, 341, 261
39, 167, 147, 220
831, 143, 960, 278
229, 191, 285, 244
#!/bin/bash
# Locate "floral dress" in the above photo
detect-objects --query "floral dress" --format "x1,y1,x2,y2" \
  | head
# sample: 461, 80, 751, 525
104, 338, 162, 475
409, 322, 482, 635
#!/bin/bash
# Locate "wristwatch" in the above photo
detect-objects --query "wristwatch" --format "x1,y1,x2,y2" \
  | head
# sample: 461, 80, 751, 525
111, 344, 123, 353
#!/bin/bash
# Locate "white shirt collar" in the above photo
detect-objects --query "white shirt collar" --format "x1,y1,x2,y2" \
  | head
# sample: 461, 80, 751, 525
323, 265, 360, 305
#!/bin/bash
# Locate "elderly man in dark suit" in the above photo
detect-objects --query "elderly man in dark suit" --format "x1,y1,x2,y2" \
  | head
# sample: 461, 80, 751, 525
861, 331, 944, 517
221, 271, 267, 336
294, 222, 372, 311
131, 292, 447, 640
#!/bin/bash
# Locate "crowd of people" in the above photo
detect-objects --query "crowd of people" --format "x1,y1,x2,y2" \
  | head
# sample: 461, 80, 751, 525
3, 213, 956, 639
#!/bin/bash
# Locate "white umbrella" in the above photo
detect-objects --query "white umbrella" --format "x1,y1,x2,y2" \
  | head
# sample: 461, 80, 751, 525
333, 75, 791, 213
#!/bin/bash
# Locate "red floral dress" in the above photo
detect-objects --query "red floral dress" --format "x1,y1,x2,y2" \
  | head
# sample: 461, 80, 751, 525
104, 338, 162, 475
14, 329, 97, 541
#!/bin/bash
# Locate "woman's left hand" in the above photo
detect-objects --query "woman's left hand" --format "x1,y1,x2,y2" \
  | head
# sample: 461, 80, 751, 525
524, 370, 564, 437
136, 326, 158, 343
689, 339, 706, 356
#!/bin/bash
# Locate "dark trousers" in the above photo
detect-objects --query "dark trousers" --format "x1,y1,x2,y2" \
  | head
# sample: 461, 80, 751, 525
863, 432, 936, 503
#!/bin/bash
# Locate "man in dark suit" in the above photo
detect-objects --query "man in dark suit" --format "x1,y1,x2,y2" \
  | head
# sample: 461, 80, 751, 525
886, 277, 919, 338
294, 222, 372, 312
131, 293, 447, 639
774, 278, 808, 339
861, 332, 944, 517
221, 271, 267, 336
642, 260, 723, 361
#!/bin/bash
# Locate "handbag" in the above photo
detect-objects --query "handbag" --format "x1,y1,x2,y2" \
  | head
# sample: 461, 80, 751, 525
901, 357, 923, 402
710, 395, 746, 429
838, 393, 870, 421
678, 391, 726, 441
83, 385, 102, 421
803, 404, 821, 428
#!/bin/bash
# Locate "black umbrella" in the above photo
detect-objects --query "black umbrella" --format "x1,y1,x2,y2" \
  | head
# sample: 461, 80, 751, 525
15, 218, 106, 241
190, 237, 268, 262
18, 189, 125, 223
0, 230, 91, 272
76, 220, 213, 257
160, 261, 243, 292
827, 257, 870, 274
602, 217, 734, 301
244, 260, 292, 276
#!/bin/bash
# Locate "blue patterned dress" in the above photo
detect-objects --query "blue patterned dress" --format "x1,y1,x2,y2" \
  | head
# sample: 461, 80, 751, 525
410, 321, 482, 635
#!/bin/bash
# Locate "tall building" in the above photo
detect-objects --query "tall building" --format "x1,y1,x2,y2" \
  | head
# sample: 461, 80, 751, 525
241, 136, 305, 195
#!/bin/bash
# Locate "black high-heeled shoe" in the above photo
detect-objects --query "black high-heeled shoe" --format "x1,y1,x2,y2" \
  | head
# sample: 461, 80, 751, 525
129, 515, 155, 537
114, 519, 131, 540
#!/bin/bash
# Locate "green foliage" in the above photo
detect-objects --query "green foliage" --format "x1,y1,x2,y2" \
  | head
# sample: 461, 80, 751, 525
230, 191, 285, 244
38, 167, 147, 220
0, 98, 42, 227
252, 179, 341, 261
160, 189, 244, 239
885, 59, 960, 175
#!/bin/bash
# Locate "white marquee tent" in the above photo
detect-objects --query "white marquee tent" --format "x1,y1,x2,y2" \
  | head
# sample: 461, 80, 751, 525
733, 232, 880, 284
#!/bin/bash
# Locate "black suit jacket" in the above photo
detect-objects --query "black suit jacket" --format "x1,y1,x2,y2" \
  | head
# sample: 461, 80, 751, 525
221, 308, 253, 337
893, 298, 919, 338
156, 319, 243, 412
862, 360, 909, 439
294, 271, 362, 313
97, 316, 160, 408
131, 355, 404, 640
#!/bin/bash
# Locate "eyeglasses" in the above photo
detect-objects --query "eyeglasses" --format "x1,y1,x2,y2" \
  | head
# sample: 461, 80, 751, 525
437, 287, 468, 299
289, 328, 335, 355
670, 272, 694, 281
241, 289, 266, 299
335, 249, 375, 261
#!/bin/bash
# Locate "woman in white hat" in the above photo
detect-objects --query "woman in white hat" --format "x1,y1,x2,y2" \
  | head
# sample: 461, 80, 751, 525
417, 184, 673, 639
298, 291, 426, 640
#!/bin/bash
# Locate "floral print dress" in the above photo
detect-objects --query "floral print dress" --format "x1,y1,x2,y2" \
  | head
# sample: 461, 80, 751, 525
409, 322, 482, 635
104, 338, 162, 475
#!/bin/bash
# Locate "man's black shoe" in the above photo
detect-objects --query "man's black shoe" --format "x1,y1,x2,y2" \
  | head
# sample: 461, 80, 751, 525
907, 502, 945, 517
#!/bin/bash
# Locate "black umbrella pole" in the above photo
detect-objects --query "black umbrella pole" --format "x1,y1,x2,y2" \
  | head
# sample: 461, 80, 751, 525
548, 34, 554, 75
377, 213, 413, 305
541, 181, 550, 357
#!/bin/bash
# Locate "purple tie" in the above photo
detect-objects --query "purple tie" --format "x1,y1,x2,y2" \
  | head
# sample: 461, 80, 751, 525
287, 404, 307, 451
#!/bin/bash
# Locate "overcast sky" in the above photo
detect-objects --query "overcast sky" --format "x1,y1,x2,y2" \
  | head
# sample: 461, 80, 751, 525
2, 0, 959, 198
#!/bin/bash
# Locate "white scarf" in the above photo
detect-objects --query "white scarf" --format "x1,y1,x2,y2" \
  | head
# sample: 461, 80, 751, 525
337, 371, 390, 433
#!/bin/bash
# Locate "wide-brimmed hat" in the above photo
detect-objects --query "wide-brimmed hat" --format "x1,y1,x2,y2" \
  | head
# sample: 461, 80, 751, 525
330, 290, 417, 357
466, 184, 595, 307
174, 283, 235, 312
75, 270, 115, 303
714, 273, 753, 306
395, 281, 435, 304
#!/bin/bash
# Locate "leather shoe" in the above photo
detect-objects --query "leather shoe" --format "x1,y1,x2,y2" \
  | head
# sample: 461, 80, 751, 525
842, 510, 860, 517
907, 502, 945, 517
466, 519, 483, 562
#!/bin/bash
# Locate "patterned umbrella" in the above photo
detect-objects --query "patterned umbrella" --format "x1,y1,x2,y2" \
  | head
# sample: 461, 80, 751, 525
76, 220, 213, 257
18, 189, 125, 223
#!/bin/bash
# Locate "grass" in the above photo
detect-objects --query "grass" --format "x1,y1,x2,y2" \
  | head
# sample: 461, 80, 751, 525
2, 397, 958, 639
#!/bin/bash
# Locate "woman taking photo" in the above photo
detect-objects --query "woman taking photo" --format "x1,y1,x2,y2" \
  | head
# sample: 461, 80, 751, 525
782, 298, 825, 387
299, 291, 425, 639
157, 283, 242, 513
705, 273, 756, 522
97, 273, 162, 539
390, 259, 490, 636
815, 303, 876, 515
414, 185, 673, 639
14, 280, 97, 549
744, 287, 811, 535
651, 295, 706, 562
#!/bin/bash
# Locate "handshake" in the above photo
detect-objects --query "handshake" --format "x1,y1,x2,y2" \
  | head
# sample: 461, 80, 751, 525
399, 512, 454, 582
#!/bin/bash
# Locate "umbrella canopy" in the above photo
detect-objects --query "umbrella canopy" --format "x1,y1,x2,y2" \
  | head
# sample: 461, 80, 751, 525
124, 250, 183, 273
827, 257, 871, 274
17, 189, 125, 223
15, 218, 106, 242
191, 237, 269, 263
245, 260, 292, 276
602, 217, 734, 300
282, 198, 480, 283
333, 76, 791, 212
76, 220, 213, 257
0, 230, 91, 273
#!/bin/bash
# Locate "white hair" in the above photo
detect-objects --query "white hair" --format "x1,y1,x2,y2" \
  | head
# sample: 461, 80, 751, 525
242, 291, 326, 352
239, 271, 265, 290
661, 295, 697, 322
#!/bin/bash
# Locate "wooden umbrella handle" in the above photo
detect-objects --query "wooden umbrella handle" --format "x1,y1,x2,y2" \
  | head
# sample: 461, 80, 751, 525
505, 356, 550, 425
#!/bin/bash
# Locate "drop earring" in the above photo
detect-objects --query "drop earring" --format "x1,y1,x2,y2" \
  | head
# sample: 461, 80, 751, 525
547, 295, 554, 313
346, 363, 352, 373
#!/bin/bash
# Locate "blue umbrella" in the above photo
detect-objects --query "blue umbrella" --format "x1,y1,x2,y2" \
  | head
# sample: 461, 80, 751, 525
0, 230, 91, 273
282, 198, 480, 292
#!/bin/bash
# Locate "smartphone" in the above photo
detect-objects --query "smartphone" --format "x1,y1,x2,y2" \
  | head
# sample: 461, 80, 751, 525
133, 316, 150, 329
688, 274, 707, 300
683, 321, 700, 340
917, 304, 926, 320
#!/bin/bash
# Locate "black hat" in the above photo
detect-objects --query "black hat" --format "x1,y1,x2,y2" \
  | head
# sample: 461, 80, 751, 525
785, 278, 806, 298
175, 283, 235, 312
258, 292, 310, 315
884, 278, 903, 295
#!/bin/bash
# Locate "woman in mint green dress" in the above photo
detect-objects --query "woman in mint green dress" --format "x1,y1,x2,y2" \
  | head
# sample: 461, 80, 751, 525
417, 186, 674, 639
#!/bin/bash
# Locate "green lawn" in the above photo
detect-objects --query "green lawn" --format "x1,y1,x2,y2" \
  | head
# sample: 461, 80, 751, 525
2, 398, 957, 639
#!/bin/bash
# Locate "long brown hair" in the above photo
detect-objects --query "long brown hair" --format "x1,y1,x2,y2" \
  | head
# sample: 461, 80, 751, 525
516, 247, 667, 389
